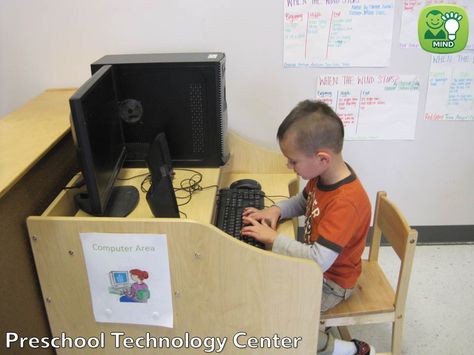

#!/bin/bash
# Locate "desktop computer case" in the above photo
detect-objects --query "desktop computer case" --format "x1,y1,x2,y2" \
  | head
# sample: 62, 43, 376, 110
91, 53, 229, 167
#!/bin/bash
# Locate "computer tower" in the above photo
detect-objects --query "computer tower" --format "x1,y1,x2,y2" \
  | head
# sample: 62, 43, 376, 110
91, 52, 229, 167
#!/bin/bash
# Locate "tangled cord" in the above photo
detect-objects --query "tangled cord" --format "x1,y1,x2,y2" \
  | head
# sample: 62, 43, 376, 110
139, 168, 217, 207
173, 169, 205, 206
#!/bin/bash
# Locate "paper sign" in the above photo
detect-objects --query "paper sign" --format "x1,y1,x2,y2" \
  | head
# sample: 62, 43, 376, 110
284, 0, 395, 67
425, 53, 474, 121
80, 233, 173, 327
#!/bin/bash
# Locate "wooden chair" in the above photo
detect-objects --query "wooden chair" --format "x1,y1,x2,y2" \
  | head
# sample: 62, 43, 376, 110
320, 191, 418, 355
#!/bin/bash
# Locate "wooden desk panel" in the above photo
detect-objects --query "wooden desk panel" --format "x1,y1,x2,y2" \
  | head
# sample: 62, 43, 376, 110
27, 217, 322, 354
0, 89, 75, 198
0, 133, 78, 355
1, 89, 78, 354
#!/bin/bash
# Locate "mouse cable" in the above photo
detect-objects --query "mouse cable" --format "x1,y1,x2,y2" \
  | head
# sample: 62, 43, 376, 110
61, 172, 85, 190
263, 194, 290, 207
116, 172, 150, 181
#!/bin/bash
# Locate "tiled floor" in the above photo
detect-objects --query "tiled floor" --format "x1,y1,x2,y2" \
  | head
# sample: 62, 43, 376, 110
347, 245, 474, 355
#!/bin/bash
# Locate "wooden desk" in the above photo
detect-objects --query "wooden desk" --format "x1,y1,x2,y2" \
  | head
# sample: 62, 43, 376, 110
0, 89, 78, 355
54, 166, 296, 239
0, 89, 76, 198
18, 91, 322, 354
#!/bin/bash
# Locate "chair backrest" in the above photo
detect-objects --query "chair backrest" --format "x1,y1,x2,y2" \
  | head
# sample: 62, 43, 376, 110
368, 191, 418, 313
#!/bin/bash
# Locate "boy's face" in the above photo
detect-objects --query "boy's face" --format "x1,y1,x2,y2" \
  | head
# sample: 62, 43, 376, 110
279, 132, 326, 180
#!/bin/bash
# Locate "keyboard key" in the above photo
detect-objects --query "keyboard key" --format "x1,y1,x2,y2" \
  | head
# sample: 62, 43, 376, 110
215, 188, 265, 249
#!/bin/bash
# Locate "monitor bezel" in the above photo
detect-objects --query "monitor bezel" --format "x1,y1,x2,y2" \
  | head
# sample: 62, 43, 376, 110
69, 65, 127, 216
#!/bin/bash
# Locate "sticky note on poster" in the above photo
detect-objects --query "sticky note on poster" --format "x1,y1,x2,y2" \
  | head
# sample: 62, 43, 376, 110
316, 74, 420, 140
80, 233, 173, 327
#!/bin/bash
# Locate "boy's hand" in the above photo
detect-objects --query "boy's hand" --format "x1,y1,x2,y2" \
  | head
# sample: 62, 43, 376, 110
242, 205, 281, 230
241, 216, 278, 245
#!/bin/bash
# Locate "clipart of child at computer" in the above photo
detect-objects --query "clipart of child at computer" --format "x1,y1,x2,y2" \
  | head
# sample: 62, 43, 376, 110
241, 100, 375, 355
108, 268, 151, 303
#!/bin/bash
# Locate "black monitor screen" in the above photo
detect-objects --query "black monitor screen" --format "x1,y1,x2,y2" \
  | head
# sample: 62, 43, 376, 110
70, 65, 138, 216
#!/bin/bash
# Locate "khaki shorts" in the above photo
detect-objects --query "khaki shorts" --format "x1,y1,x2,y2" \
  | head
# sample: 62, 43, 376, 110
318, 279, 354, 354
321, 278, 353, 312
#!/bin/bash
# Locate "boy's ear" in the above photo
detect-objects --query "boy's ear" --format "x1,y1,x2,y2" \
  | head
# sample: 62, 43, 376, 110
315, 150, 331, 165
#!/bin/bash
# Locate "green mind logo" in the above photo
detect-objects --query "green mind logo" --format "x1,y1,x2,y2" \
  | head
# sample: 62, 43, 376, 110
418, 4, 469, 54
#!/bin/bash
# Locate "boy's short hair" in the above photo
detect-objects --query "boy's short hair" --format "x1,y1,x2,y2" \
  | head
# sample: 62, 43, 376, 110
277, 100, 344, 154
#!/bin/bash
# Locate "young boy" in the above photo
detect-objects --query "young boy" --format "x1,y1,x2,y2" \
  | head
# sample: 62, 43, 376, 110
241, 100, 374, 355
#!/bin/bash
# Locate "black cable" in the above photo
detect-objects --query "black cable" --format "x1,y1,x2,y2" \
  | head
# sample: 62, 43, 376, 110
264, 195, 276, 207
266, 194, 290, 199
140, 174, 152, 193
132, 168, 218, 207
263, 194, 289, 207
62, 175, 85, 190
116, 172, 150, 181
173, 169, 219, 207
173, 169, 203, 206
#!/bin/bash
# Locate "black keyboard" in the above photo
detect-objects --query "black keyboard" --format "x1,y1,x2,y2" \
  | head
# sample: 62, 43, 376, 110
215, 188, 265, 249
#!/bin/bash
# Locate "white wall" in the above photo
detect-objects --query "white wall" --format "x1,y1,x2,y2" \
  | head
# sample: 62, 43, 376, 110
1, 1, 473, 226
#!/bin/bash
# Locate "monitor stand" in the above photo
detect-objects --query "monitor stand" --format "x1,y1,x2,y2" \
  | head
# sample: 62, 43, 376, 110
75, 186, 139, 217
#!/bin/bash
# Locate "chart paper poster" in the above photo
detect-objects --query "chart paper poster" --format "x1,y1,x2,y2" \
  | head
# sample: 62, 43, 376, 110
316, 74, 420, 140
284, 0, 395, 68
425, 53, 474, 121
400, 0, 474, 49
80, 233, 173, 327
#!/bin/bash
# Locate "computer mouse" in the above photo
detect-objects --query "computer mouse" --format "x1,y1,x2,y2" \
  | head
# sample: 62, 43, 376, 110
230, 179, 261, 190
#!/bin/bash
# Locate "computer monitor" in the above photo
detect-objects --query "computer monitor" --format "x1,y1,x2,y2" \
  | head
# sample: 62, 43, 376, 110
69, 65, 139, 217
109, 271, 130, 287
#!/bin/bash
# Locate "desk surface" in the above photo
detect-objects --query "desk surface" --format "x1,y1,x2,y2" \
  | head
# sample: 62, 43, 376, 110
71, 168, 297, 239
75, 168, 221, 224
0, 88, 75, 198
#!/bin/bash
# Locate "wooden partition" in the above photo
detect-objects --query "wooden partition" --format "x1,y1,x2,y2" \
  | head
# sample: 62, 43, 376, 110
1, 89, 78, 355
27, 215, 321, 354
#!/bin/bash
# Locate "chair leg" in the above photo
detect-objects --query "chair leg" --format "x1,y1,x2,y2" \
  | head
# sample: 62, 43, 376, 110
392, 317, 404, 355
337, 326, 352, 341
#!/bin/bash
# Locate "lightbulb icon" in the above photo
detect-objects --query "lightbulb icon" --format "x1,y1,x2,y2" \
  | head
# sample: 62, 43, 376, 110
442, 12, 463, 40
